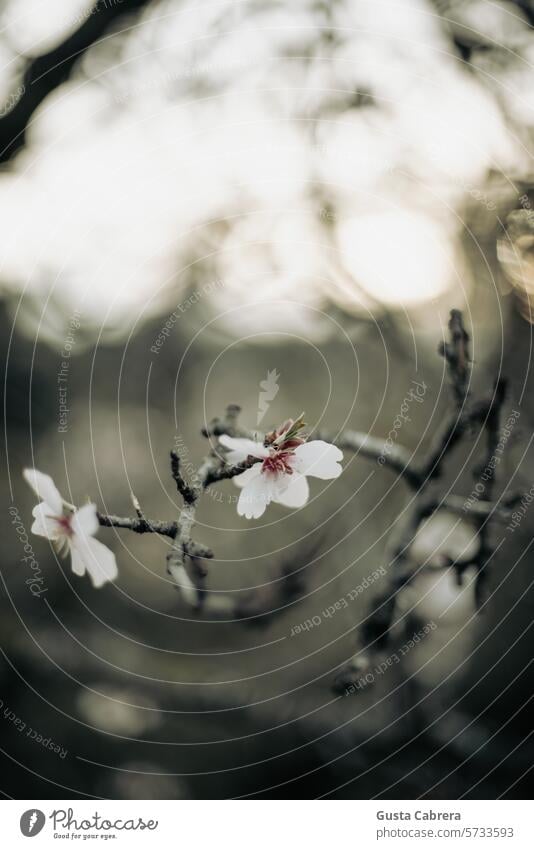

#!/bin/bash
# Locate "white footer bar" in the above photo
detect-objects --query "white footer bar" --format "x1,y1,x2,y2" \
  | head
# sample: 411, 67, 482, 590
2, 800, 531, 847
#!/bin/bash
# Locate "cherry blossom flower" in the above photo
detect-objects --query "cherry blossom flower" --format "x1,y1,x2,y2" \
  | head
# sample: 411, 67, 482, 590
23, 468, 118, 588
219, 416, 343, 519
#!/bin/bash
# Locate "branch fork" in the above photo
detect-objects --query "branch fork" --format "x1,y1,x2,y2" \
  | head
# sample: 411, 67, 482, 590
97, 405, 261, 609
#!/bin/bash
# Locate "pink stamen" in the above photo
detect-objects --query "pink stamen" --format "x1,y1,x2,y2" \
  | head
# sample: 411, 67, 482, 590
50, 514, 73, 537
261, 451, 295, 478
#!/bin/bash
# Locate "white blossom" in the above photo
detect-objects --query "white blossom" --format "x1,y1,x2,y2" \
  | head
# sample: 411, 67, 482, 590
23, 468, 118, 588
410, 509, 480, 568
219, 420, 343, 519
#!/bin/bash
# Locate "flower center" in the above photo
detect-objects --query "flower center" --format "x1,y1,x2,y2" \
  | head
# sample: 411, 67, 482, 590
261, 450, 295, 478
53, 514, 74, 537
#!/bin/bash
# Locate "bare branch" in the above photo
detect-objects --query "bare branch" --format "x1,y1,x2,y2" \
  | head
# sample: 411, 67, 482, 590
441, 494, 510, 522
97, 511, 176, 538
438, 308, 471, 406
421, 395, 494, 482
320, 429, 422, 489
0, 0, 153, 163
333, 310, 513, 695
472, 377, 508, 607
204, 456, 260, 486
170, 450, 197, 504
201, 403, 258, 440
96, 512, 213, 559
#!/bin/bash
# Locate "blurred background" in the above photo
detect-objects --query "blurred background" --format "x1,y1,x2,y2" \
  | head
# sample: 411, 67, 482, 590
1, 0, 534, 799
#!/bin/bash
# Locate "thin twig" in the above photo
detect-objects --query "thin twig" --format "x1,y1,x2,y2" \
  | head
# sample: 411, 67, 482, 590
471, 378, 507, 606
170, 451, 197, 504
201, 404, 258, 440
204, 456, 259, 486
96, 512, 213, 559
438, 308, 471, 406
319, 429, 423, 489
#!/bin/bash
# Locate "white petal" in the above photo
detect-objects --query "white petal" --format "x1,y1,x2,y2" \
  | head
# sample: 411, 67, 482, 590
70, 545, 86, 578
233, 464, 263, 489
71, 503, 99, 537
31, 503, 62, 539
237, 471, 275, 519
23, 468, 63, 514
218, 434, 270, 464
293, 441, 343, 479
273, 473, 310, 509
70, 536, 118, 588
411, 510, 480, 567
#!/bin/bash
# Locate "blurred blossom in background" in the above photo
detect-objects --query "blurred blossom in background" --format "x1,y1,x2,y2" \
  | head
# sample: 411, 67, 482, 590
0, 0, 532, 341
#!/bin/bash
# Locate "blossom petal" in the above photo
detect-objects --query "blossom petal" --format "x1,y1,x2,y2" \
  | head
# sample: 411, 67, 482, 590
411, 510, 480, 567
70, 545, 86, 578
293, 441, 343, 479
23, 468, 63, 514
273, 473, 309, 509
31, 502, 62, 539
233, 464, 263, 489
218, 434, 269, 464
71, 503, 99, 538
237, 470, 274, 519
70, 536, 118, 588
